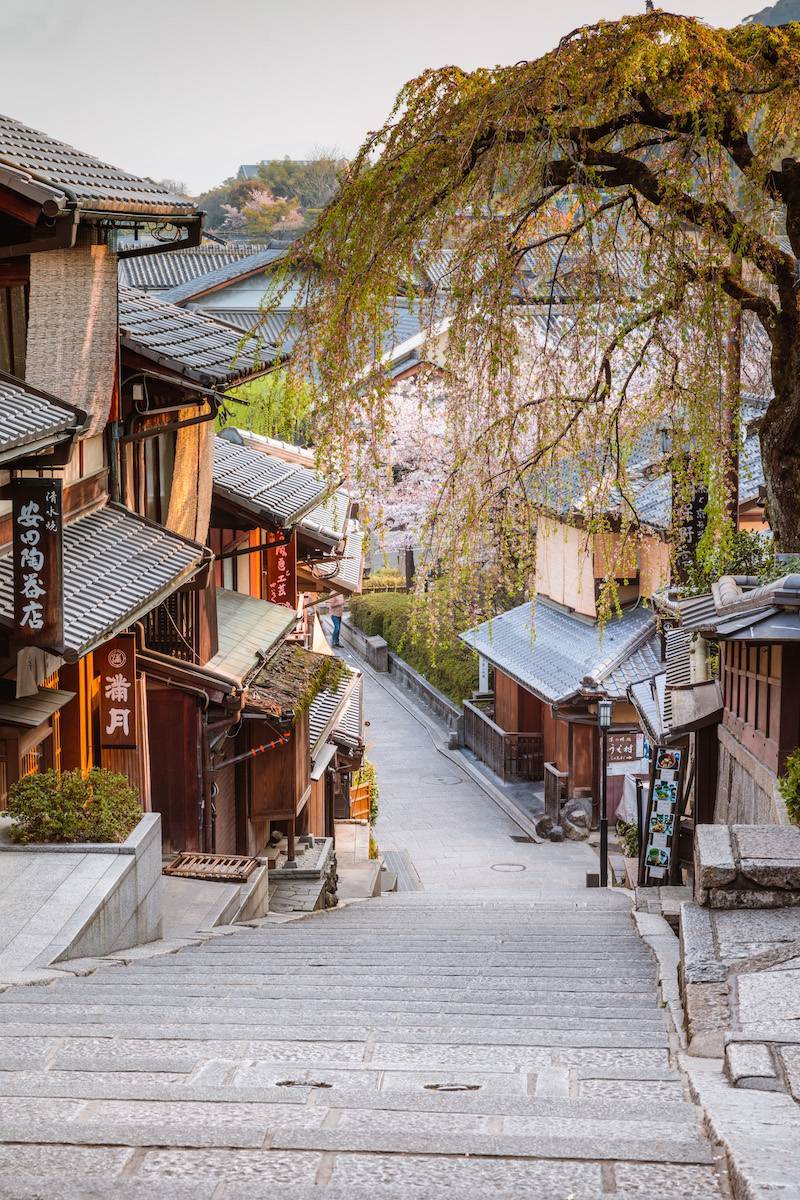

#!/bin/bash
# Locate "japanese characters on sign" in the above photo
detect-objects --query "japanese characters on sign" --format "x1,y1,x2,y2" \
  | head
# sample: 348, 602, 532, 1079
98, 634, 138, 750
266, 531, 297, 609
11, 478, 63, 649
607, 731, 641, 763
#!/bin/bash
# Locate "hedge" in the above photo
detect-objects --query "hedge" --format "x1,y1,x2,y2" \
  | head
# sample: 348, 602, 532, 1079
348, 593, 478, 704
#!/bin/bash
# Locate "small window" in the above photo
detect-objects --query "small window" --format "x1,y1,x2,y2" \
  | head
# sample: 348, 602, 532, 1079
0, 284, 28, 377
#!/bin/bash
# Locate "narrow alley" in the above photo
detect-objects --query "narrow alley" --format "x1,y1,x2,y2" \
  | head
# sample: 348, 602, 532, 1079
0, 664, 727, 1199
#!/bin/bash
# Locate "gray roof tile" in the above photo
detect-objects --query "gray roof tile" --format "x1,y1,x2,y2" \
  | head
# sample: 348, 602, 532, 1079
300, 490, 351, 547
0, 373, 83, 463
308, 666, 362, 752
163, 248, 288, 304
0, 503, 205, 658
119, 288, 275, 386
214, 435, 329, 527
460, 599, 659, 704
119, 244, 273, 291
0, 113, 194, 216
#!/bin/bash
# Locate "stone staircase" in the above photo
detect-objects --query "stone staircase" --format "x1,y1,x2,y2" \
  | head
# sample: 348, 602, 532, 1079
0, 891, 727, 1198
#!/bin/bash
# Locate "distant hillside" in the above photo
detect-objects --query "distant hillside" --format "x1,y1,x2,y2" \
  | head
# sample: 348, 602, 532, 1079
744, 0, 800, 25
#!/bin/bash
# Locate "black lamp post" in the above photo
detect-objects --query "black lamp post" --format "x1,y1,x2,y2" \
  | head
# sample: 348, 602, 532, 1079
597, 698, 612, 888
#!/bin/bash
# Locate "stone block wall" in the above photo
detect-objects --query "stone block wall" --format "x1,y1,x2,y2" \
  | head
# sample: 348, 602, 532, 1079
715, 724, 788, 826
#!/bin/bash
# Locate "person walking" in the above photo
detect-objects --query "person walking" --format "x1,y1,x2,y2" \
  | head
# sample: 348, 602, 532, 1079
329, 591, 344, 647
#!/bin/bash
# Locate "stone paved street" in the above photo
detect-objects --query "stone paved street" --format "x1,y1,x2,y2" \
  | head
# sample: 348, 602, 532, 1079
0, 666, 728, 1198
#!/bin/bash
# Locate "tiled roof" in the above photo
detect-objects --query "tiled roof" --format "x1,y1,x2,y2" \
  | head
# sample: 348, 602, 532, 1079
119, 244, 273, 292
300, 490, 351, 547
460, 599, 659, 704
0, 113, 195, 216
0, 503, 206, 658
163, 248, 288, 304
308, 666, 362, 753
247, 641, 339, 720
214, 435, 329, 527
630, 431, 765, 531
119, 288, 275, 386
202, 309, 302, 357
0, 373, 84, 464
629, 673, 667, 744
207, 588, 296, 682
328, 526, 365, 595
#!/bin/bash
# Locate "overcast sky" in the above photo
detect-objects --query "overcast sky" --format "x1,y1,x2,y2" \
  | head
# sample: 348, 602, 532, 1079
0, 0, 760, 195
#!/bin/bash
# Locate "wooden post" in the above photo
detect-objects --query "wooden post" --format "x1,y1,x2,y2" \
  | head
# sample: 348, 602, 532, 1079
286, 817, 297, 867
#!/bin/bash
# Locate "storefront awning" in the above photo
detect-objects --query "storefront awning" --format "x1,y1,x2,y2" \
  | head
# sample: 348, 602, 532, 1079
206, 588, 296, 683
0, 502, 208, 661
0, 687, 74, 728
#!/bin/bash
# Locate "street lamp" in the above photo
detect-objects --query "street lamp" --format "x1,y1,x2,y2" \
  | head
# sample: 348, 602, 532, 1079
597, 698, 612, 888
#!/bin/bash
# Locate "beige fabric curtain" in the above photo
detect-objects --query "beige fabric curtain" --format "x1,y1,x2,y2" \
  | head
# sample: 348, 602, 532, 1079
26, 245, 118, 436
165, 407, 213, 544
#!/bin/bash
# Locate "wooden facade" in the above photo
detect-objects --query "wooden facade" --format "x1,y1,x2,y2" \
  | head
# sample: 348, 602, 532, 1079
719, 641, 798, 777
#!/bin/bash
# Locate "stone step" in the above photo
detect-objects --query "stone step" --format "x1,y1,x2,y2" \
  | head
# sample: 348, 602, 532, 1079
0, 1021, 670, 1048
0, 1002, 669, 1032
0, 1170, 727, 1200
0, 1114, 714, 1164
39, 1039, 673, 1079
0, 998, 665, 1025
75, 970, 658, 994
0, 1071, 696, 1121
68, 974, 662, 1003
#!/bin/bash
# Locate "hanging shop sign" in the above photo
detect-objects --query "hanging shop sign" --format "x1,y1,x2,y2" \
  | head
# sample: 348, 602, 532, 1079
607, 731, 642, 763
639, 746, 686, 885
98, 634, 138, 750
266, 532, 297, 609
11, 478, 63, 650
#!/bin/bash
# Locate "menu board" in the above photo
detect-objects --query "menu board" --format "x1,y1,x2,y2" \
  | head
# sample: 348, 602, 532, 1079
639, 747, 685, 885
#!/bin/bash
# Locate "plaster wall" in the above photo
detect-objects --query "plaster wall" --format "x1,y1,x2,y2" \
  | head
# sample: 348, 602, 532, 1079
536, 518, 596, 617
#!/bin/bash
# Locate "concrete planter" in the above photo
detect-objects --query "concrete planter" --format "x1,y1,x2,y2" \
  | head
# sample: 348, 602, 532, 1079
0, 811, 163, 965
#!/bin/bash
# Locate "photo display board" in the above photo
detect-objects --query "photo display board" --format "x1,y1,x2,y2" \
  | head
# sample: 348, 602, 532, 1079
639, 746, 686, 884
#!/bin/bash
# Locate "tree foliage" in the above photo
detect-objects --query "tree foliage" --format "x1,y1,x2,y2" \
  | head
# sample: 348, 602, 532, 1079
274, 12, 800, 628
196, 153, 345, 236
221, 369, 313, 444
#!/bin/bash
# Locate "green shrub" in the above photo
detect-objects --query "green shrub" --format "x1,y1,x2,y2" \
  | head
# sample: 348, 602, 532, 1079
352, 760, 379, 825
7, 768, 142, 845
348, 593, 479, 704
616, 819, 640, 859
778, 749, 800, 827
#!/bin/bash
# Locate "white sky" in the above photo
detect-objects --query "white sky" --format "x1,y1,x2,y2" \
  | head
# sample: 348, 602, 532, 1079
0, 0, 760, 194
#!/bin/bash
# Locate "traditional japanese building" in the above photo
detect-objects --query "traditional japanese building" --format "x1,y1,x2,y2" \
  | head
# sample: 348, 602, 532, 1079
0, 112, 207, 807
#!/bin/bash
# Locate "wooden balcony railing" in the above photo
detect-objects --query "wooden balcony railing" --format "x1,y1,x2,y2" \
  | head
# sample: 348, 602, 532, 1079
463, 698, 544, 783
544, 761, 568, 823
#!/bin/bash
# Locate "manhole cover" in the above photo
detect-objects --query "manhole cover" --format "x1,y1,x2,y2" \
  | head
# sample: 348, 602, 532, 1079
491, 862, 526, 873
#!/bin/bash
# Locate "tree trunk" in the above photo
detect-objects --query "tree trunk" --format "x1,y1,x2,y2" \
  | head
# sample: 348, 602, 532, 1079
762, 304, 800, 552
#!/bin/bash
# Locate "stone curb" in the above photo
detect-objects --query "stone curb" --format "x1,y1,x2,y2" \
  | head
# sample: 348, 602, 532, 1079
633, 910, 686, 1051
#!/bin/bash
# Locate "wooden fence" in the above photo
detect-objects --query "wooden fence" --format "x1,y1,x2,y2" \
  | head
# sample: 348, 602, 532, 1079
544, 762, 568, 823
463, 698, 544, 783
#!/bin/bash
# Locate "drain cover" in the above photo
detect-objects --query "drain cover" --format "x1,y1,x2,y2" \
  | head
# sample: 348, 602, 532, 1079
277, 1080, 333, 1089
510, 835, 536, 844
424, 1083, 481, 1092
491, 862, 526, 872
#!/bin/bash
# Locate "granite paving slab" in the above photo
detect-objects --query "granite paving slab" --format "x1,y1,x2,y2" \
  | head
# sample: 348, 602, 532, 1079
0, 664, 727, 1196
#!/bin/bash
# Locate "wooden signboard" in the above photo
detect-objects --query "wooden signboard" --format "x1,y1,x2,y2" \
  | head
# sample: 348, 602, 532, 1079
639, 745, 687, 886
607, 731, 639, 764
266, 532, 297, 609
11, 478, 63, 650
98, 634, 138, 749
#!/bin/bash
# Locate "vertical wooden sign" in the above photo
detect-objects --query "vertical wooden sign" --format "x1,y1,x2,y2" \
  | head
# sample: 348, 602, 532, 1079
639, 746, 686, 885
11, 478, 63, 650
98, 634, 138, 749
266, 532, 297, 609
